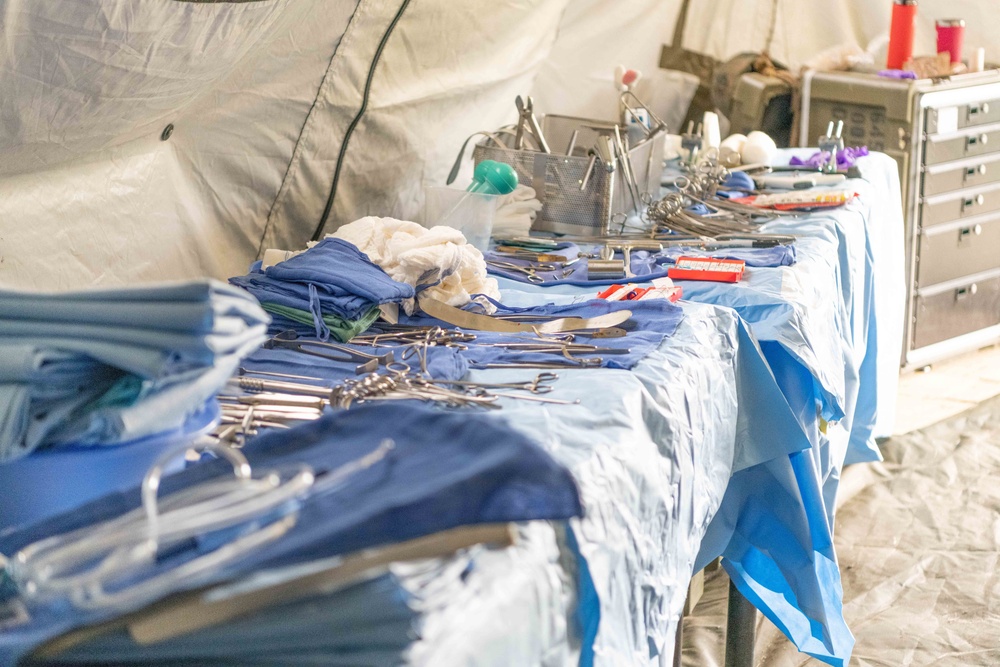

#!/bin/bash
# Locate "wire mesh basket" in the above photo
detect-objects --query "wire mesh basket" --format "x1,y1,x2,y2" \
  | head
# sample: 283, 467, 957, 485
471, 115, 665, 236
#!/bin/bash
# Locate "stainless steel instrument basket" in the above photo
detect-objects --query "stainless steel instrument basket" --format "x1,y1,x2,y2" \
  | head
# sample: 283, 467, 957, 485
472, 115, 664, 236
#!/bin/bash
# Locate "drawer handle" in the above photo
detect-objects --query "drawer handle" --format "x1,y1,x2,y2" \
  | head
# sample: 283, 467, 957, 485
955, 283, 979, 300
958, 224, 983, 241
963, 194, 986, 211
966, 164, 988, 179
970, 103, 990, 116
967, 134, 989, 149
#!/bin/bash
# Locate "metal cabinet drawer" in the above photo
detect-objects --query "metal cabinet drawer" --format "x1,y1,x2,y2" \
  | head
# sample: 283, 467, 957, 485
922, 153, 1000, 196
913, 272, 1000, 349
924, 123, 1000, 165
920, 182, 1000, 227
917, 214, 1000, 286
927, 100, 1000, 133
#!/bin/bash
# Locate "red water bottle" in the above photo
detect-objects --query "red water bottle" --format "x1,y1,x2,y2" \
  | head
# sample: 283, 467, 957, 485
936, 19, 965, 64
887, 0, 918, 70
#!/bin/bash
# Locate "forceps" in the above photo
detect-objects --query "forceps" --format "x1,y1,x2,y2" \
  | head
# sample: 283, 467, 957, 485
428, 372, 558, 394
265, 330, 393, 374
486, 260, 558, 283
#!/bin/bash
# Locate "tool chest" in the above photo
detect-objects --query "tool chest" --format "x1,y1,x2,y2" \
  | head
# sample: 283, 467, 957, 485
802, 69, 1000, 368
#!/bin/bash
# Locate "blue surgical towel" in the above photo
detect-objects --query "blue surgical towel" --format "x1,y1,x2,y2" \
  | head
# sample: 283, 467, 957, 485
229, 239, 414, 339
0, 280, 269, 462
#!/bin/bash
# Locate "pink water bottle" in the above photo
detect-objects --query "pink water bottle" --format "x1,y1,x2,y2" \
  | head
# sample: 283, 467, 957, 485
887, 0, 918, 70
936, 19, 965, 64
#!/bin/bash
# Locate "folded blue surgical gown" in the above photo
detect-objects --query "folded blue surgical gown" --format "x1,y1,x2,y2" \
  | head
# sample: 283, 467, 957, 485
229, 238, 414, 340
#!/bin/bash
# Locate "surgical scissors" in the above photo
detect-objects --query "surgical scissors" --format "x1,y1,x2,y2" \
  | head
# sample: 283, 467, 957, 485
485, 260, 558, 284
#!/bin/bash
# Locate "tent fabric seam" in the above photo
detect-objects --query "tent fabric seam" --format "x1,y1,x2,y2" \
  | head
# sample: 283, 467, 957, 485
311, 0, 413, 242
254, 0, 371, 257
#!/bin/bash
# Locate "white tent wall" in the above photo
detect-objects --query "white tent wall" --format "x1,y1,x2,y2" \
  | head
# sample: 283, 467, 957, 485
2, 0, 999, 290
0, 0, 571, 290
527, 0, 701, 133
0, 0, 361, 289
264, 0, 571, 248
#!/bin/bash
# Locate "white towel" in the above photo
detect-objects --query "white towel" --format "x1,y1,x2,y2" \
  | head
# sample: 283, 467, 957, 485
491, 184, 542, 238
330, 217, 500, 315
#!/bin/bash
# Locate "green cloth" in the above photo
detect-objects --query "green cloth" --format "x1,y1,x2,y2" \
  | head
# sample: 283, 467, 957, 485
262, 303, 381, 343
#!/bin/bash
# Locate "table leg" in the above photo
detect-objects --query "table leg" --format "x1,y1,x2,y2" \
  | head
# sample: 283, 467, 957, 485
673, 614, 683, 667
724, 579, 756, 667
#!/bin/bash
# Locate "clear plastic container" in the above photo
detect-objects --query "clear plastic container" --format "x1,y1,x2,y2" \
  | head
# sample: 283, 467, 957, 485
422, 186, 499, 252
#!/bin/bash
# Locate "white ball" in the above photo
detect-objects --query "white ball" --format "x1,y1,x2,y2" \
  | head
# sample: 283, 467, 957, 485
741, 131, 777, 166
720, 133, 748, 151
746, 130, 774, 146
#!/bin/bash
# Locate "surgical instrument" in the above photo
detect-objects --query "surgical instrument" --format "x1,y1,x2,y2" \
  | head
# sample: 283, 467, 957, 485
219, 403, 323, 419
587, 259, 626, 280
217, 393, 328, 410
230, 377, 334, 400
606, 241, 663, 279
681, 121, 703, 164
238, 368, 329, 384
351, 326, 476, 349
614, 126, 642, 216
220, 402, 323, 416
565, 129, 580, 156
265, 330, 392, 374
471, 390, 580, 405
485, 260, 553, 283
491, 237, 562, 251
481, 360, 602, 370
514, 95, 551, 153
487, 259, 559, 272
818, 120, 845, 174
618, 90, 668, 137
595, 135, 617, 173
579, 153, 598, 191
493, 247, 569, 262
419, 298, 632, 334
428, 372, 559, 393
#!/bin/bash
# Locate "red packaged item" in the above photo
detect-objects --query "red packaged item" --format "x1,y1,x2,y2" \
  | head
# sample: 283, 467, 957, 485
597, 280, 683, 302
730, 190, 857, 211
667, 257, 745, 283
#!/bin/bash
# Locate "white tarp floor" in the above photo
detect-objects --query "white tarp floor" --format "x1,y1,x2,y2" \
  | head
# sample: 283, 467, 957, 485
681, 392, 1000, 667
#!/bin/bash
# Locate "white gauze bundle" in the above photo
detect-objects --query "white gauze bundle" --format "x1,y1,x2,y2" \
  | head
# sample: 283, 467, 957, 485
331, 217, 500, 315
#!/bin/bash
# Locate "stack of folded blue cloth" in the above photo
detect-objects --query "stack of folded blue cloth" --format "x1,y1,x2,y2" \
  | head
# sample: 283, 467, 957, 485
230, 239, 415, 342
0, 403, 582, 665
0, 281, 269, 462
